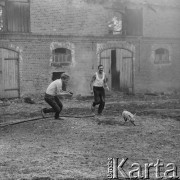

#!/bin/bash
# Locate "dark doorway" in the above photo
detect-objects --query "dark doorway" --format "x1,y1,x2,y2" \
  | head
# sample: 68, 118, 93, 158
111, 50, 120, 90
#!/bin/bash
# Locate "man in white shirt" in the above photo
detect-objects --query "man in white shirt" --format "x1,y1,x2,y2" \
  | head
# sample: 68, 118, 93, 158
90, 65, 109, 115
41, 73, 72, 119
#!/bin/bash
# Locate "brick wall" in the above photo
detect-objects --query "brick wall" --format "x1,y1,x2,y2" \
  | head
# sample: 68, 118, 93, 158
30, 0, 180, 38
0, 37, 98, 97
134, 39, 180, 94
11, 39, 51, 96
143, 7, 180, 38
1, 36, 180, 97
31, 0, 110, 36
1, 0, 180, 98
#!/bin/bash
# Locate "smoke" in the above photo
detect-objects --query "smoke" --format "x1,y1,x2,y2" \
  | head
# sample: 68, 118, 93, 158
69, 69, 90, 96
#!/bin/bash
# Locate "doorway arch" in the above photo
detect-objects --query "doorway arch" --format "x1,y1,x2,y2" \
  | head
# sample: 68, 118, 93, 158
97, 44, 134, 93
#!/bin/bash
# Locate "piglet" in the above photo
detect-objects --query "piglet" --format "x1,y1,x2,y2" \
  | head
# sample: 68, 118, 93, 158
122, 110, 136, 126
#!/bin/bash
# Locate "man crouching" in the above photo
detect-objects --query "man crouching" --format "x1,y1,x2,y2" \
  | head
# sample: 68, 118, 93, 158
41, 73, 72, 120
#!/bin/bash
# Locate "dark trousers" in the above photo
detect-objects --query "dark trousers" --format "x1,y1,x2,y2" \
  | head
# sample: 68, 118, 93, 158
92, 86, 105, 114
44, 93, 63, 118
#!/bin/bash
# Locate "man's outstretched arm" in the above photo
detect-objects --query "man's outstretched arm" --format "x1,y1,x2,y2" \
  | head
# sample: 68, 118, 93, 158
104, 75, 109, 90
90, 74, 96, 92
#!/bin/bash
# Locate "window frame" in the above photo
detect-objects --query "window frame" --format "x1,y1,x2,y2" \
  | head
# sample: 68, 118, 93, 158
0, 0, 30, 33
52, 48, 72, 67
107, 7, 143, 36
108, 11, 124, 35
154, 48, 170, 64
0, 1, 6, 32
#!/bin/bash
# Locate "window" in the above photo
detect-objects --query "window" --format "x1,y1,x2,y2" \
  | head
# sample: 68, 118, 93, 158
108, 12, 123, 35
0, 1, 6, 32
154, 48, 170, 64
0, 6, 3, 31
52, 48, 72, 67
107, 8, 143, 36
0, 0, 30, 33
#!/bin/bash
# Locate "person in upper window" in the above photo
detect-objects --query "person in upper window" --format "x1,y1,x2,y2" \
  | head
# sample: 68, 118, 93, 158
90, 65, 109, 115
41, 73, 72, 120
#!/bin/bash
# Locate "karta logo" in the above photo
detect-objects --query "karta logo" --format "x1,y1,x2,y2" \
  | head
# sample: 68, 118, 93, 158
107, 158, 179, 179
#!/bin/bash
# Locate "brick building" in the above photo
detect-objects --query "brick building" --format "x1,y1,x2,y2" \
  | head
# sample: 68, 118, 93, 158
0, 0, 180, 98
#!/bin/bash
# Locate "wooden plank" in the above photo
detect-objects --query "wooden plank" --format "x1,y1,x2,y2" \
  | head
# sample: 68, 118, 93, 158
100, 57, 111, 60
120, 49, 133, 91
4, 88, 19, 91
8, 0, 29, 2
123, 56, 133, 59
107, 49, 112, 88
100, 49, 111, 89
0, 49, 3, 98
4, 58, 19, 60
2, 49, 19, 98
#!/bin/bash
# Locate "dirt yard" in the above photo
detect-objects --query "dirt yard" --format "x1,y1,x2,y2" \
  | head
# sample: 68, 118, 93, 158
0, 93, 180, 180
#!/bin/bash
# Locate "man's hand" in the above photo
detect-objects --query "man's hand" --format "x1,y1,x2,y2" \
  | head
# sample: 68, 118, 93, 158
59, 91, 73, 96
90, 89, 94, 94
68, 91, 73, 95
106, 86, 110, 91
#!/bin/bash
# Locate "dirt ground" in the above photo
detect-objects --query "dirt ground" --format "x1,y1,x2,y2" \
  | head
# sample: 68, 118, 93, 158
0, 93, 180, 180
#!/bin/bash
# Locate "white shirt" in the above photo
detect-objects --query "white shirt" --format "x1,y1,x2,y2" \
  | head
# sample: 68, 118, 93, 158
46, 79, 63, 96
93, 72, 105, 87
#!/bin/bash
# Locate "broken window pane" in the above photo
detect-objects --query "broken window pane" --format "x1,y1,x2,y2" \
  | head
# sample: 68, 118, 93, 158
108, 14, 123, 35
0, 6, 4, 31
